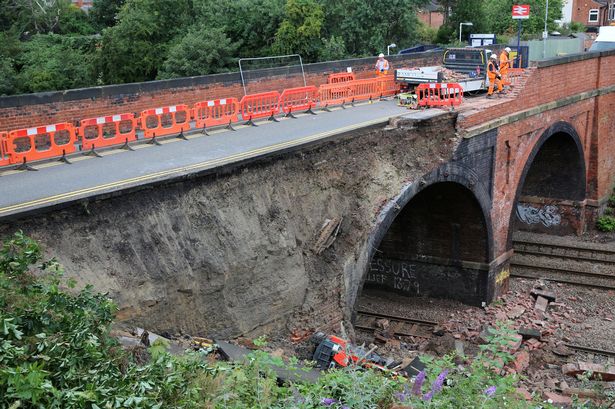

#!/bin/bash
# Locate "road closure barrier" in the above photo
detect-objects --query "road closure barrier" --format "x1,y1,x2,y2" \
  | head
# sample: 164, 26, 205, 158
416, 83, 464, 108
377, 75, 398, 97
0, 132, 8, 167
327, 72, 355, 84
240, 91, 280, 120
5, 123, 77, 164
279, 86, 318, 114
193, 98, 239, 128
350, 78, 381, 102
318, 82, 354, 107
140, 105, 191, 138
79, 113, 137, 150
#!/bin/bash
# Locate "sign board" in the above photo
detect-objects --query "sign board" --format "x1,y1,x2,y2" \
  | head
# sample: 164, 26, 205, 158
470, 33, 496, 47
512, 4, 530, 19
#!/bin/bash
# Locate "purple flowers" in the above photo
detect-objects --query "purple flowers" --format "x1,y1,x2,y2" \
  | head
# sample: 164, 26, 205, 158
320, 398, 336, 406
431, 369, 449, 393
484, 386, 497, 397
411, 370, 426, 396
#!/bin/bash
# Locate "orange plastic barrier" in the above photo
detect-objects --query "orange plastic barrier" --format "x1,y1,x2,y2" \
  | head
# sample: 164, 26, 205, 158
318, 82, 354, 106
140, 105, 191, 138
416, 83, 464, 108
279, 86, 318, 114
377, 74, 399, 97
350, 78, 381, 102
327, 72, 355, 84
239, 91, 280, 120
0, 132, 8, 167
79, 113, 137, 150
193, 98, 240, 128
5, 123, 77, 164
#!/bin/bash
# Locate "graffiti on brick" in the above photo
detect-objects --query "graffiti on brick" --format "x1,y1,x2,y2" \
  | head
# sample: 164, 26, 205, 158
516, 203, 561, 227
367, 258, 420, 294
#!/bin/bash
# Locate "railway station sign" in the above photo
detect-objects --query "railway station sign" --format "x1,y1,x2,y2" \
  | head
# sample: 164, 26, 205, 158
512, 4, 530, 19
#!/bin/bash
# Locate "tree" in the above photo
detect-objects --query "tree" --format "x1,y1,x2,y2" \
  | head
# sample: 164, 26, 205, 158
272, 0, 324, 61
0, 57, 17, 95
445, 0, 487, 43
193, 0, 285, 58
90, 0, 126, 29
321, 0, 427, 56
0, 0, 94, 35
158, 26, 238, 79
15, 34, 98, 93
483, 0, 563, 36
99, 0, 193, 84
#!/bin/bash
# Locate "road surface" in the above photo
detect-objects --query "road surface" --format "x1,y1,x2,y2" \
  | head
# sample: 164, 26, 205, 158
0, 100, 438, 219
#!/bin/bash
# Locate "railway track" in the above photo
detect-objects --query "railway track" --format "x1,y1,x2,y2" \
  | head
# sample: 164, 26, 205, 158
354, 310, 437, 338
565, 343, 615, 359
511, 235, 615, 290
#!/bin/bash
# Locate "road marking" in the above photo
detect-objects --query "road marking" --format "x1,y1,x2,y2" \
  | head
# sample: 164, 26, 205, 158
0, 113, 395, 216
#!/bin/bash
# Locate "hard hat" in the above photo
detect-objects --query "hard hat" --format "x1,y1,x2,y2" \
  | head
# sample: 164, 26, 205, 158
505, 47, 512, 52
378, 53, 384, 58
490, 53, 498, 59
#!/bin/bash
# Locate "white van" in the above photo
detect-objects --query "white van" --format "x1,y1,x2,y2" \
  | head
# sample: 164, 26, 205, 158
590, 26, 615, 52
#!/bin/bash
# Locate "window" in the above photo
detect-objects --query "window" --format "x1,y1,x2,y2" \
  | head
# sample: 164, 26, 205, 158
588, 9, 599, 23
609, 3, 615, 21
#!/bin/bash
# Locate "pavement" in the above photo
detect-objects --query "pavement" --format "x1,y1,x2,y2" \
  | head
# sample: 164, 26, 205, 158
0, 100, 423, 220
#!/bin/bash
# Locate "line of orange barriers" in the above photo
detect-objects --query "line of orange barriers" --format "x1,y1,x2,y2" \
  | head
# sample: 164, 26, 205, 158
0, 74, 399, 168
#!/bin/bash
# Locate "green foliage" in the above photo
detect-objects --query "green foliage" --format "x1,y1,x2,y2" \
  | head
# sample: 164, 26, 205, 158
90, 0, 126, 29
0, 56, 17, 96
99, 0, 193, 84
318, 35, 347, 61
15, 34, 98, 94
597, 215, 615, 232
158, 26, 238, 79
321, 0, 426, 56
416, 21, 438, 44
273, 0, 325, 61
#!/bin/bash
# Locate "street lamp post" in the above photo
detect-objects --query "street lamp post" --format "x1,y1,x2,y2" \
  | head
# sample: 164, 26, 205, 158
459, 22, 474, 43
543, 0, 549, 58
387, 43, 397, 56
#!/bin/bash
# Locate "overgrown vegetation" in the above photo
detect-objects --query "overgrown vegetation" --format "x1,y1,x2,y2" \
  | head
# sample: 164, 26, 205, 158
0, 232, 602, 407
0, 0, 576, 96
596, 192, 615, 232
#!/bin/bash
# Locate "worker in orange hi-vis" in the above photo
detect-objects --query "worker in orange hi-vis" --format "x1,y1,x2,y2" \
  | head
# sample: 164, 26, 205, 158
375, 53, 390, 75
486, 53, 503, 99
499, 47, 512, 88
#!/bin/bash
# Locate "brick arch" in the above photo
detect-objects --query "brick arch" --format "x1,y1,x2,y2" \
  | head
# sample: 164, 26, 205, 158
349, 164, 495, 314
507, 121, 587, 244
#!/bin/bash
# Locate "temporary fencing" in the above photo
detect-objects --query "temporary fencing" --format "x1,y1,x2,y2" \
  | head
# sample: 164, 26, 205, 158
193, 98, 240, 128
240, 91, 280, 121
279, 86, 318, 114
377, 75, 398, 97
79, 113, 137, 150
140, 105, 191, 138
0, 132, 8, 167
5, 123, 77, 165
350, 78, 381, 102
327, 72, 355, 84
318, 82, 354, 107
3, 74, 401, 168
416, 83, 464, 108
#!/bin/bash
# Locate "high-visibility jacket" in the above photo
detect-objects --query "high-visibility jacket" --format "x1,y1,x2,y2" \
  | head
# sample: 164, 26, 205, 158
487, 61, 499, 80
376, 59, 390, 72
499, 51, 510, 72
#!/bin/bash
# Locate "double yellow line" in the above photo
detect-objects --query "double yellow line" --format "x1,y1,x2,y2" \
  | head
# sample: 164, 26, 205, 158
0, 115, 392, 217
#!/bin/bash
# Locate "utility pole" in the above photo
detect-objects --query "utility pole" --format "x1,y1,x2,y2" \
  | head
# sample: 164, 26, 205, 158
543, 0, 549, 58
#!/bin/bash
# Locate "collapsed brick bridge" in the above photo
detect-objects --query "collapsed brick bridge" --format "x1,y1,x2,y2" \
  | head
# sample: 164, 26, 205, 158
0, 50, 614, 338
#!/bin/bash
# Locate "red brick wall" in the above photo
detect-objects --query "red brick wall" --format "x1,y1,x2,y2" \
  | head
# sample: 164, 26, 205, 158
572, 0, 605, 26
0, 54, 440, 133
491, 99, 596, 256
418, 11, 445, 28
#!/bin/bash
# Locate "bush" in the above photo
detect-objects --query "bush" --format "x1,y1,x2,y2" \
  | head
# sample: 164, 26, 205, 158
597, 215, 615, 232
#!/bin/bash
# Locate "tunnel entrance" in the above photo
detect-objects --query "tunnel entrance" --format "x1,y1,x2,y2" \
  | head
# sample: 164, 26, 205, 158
513, 126, 586, 236
361, 182, 490, 306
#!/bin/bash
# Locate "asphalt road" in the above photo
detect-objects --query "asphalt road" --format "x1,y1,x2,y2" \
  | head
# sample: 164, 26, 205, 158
0, 100, 417, 219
